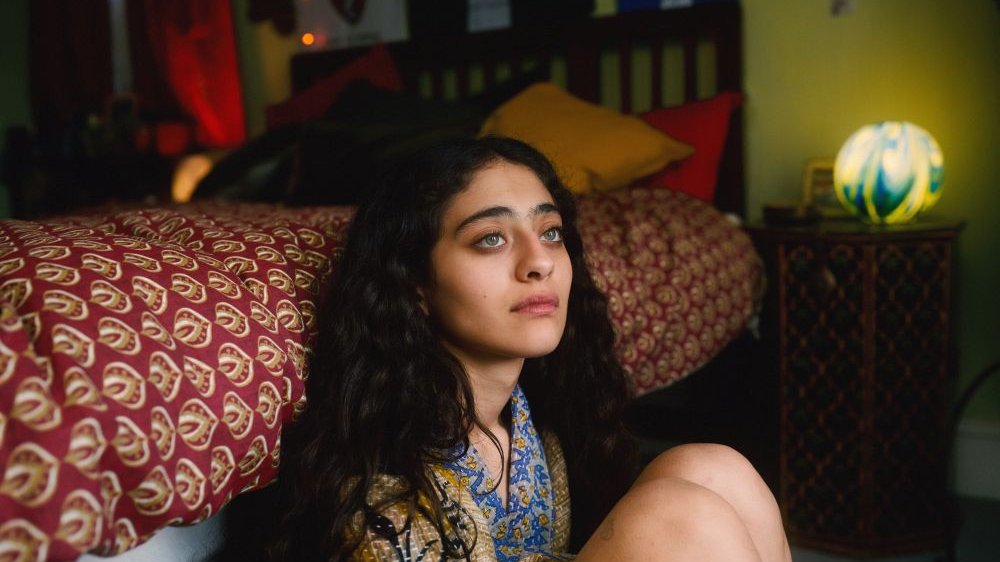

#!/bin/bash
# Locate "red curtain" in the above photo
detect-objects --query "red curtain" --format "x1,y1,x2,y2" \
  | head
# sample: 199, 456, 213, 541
29, 0, 113, 133
128, 0, 247, 149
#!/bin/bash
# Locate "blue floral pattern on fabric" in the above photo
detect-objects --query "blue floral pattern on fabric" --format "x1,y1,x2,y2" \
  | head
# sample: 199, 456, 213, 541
440, 385, 560, 562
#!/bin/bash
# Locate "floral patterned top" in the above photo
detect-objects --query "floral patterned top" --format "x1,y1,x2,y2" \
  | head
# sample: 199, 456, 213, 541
349, 386, 573, 561
439, 385, 568, 561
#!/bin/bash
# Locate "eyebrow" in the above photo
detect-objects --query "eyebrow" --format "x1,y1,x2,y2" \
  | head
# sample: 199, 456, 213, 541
454, 203, 561, 235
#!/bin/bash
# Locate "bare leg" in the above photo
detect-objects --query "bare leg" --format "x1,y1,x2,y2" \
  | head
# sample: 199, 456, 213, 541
635, 444, 791, 562
575, 444, 791, 562
576, 476, 762, 561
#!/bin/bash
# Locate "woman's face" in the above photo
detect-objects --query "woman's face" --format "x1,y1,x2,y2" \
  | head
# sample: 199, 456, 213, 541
420, 161, 572, 367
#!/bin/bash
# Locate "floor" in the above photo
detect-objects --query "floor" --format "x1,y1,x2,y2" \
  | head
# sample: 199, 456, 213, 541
791, 496, 1000, 562
95, 483, 998, 561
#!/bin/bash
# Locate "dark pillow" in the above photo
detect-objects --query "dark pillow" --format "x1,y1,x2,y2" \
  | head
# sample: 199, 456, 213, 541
323, 81, 484, 132
287, 122, 474, 206
198, 77, 562, 207
193, 121, 467, 207
287, 83, 486, 205
464, 65, 550, 115
192, 125, 301, 202
195, 83, 487, 205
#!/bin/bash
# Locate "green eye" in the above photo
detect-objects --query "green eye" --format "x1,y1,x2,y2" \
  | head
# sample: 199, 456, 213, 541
476, 233, 505, 248
542, 227, 563, 242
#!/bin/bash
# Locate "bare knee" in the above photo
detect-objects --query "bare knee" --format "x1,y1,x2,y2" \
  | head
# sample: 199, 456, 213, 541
580, 477, 760, 561
638, 443, 761, 492
605, 477, 748, 543
636, 444, 789, 562
626, 476, 729, 522
638, 445, 780, 532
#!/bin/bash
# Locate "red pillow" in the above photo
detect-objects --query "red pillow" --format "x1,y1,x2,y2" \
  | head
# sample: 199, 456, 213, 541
639, 91, 743, 202
265, 44, 403, 129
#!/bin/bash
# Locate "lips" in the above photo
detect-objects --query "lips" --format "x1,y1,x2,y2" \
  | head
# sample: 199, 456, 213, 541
511, 293, 560, 314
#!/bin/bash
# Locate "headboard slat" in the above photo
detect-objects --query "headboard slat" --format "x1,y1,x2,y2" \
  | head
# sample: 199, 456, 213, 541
566, 43, 600, 104
289, 3, 745, 216
430, 71, 443, 99
618, 43, 632, 113
683, 36, 698, 102
483, 60, 497, 88
651, 43, 664, 108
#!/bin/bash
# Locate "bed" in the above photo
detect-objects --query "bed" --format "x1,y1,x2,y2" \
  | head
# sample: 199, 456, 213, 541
0, 3, 763, 560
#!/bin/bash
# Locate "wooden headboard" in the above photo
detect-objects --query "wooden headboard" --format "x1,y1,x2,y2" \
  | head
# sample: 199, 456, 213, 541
290, 3, 745, 216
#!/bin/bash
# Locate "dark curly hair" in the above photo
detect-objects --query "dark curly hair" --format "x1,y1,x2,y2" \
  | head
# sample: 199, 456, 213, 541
264, 136, 637, 560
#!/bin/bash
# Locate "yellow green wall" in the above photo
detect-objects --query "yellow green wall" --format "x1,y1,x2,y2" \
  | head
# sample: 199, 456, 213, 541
233, 0, 299, 138
743, 0, 1000, 422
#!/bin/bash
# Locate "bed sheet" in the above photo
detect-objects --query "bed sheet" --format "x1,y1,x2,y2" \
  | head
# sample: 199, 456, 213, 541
0, 189, 760, 559
578, 186, 763, 395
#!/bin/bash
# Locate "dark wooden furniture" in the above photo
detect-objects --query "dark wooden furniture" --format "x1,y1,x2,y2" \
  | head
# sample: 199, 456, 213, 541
289, 2, 746, 216
749, 218, 963, 557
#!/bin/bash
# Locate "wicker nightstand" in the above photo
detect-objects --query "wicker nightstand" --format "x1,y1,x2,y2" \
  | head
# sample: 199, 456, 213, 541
747, 218, 963, 557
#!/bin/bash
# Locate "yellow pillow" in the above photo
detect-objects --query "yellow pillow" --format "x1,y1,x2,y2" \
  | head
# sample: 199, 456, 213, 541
478, 82, 693, 194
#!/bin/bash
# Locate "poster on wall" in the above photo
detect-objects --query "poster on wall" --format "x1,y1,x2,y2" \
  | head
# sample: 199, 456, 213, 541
410, 0, 593, 38
295, 0, 408, 51
468, 0, 512, 32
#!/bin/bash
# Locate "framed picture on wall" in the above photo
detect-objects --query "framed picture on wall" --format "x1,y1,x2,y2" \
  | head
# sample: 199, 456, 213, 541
296, 0, 408, 51
802, 158, 849, 218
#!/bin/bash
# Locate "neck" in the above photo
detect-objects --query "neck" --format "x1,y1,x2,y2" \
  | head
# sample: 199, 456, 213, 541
468, 363, 521, 431
446, 344, 523, 430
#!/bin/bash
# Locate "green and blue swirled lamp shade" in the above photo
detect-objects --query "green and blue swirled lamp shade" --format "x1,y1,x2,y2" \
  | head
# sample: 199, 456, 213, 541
833, 121, 944, 224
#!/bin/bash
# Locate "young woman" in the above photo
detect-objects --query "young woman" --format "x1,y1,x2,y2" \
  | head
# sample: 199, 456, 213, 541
265, 137, 791, 561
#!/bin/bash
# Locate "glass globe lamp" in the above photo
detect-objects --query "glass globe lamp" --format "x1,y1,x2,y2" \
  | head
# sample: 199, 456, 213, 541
833, 121, 944, 224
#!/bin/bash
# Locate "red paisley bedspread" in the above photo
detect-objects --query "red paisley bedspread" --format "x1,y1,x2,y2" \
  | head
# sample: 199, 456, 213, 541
577, 187, 763, 395
0, 203, 354, 561
0, 190, 760, 560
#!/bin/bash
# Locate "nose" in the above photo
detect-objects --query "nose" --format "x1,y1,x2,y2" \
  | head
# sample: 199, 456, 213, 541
516, 236, 555, 282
